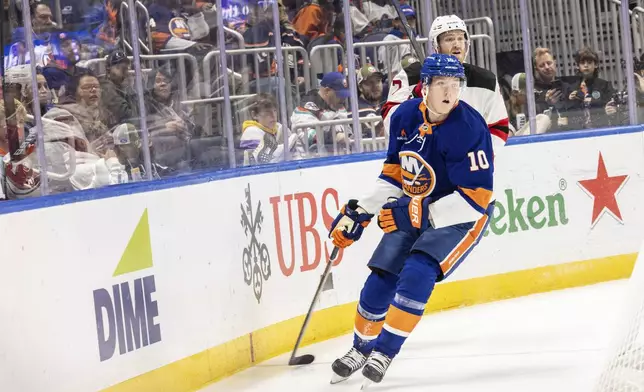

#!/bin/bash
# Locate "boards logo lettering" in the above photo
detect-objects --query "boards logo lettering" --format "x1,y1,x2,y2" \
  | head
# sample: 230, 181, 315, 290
485, 189, 569, 236
240, 184, 272, 303
92, 209, 161, 362
399, 151, 436, 197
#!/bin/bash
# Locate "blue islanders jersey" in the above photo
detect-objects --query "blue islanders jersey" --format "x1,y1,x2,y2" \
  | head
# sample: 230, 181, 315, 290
375, 98, 494, 229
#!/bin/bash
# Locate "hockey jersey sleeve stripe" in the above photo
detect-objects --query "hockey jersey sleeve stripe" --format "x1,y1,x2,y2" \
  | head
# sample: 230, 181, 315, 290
380, 101, 399, 120
380, 163, 402, 186
457, 186, 492, 212
488, 118, 510, 142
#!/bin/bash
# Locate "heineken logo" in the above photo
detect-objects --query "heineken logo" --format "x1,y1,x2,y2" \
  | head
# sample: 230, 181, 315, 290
485, 188, 569, 236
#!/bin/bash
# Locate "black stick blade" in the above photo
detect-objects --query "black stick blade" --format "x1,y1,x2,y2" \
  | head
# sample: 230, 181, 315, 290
288, 354, 315, 366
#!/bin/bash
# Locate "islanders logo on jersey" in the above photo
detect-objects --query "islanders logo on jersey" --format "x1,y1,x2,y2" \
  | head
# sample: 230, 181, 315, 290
169, 17, 191, 40
400, 151, 436, 197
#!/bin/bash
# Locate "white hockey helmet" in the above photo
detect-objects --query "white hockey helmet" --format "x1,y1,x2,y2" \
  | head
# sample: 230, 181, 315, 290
429, 15, 470, 60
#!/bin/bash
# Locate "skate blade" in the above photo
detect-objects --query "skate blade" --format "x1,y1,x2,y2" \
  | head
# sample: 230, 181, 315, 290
361, 378, 373, 390
330, 372, 349, 385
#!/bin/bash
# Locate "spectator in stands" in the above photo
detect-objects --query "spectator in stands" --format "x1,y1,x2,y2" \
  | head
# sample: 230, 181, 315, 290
349, 3, 370, 37
307, 14, 345, 81
349, 64, 384, 137
7, 0, 28, 29
292, 0, 337, 42
243, 3, 305, 98
29, 2, 55, 33
2, 65, 32, 131
43, 33, 90, 101
10, 1, 56, 41
377, 4, 416, 77
240, 93, 303, 165
149, 0, 213, 52
533, 47, 561, 111
291, 71, 351, 153
42, 107, 90, 153
278, 0, 295, 31
1, 65, 53, 190
145, 68, 195, 174
564, 47, 614, 129
507, 73, 551, 136
8, 2, 58, 68
244, 0, 296, 33
608, 53, 644, 123
40, 107, 95, 194
360, 0, 397, 25
95, 0, 120, 51
58, 72, 110, 150
100, 49, 138, 129
20, 68, 55, 139
532, 47, 574, 131
148, 0, 214, 90
0, 75, 28, 155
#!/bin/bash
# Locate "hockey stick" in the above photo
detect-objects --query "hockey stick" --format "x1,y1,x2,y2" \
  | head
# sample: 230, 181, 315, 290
288, 246, 340, 366
390, 0, 426, 60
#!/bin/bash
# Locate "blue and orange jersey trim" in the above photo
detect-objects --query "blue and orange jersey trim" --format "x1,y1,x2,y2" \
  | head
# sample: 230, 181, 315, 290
379, 163, 402, 188
457, 186, 493, 214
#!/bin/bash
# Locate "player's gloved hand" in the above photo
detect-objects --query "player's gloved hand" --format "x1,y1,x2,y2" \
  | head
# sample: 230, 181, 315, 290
329, 200, 374, 248
378, 196, 432, 233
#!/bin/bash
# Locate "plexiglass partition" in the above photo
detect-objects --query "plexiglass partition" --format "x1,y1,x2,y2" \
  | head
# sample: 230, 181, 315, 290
1, 0, 643, 199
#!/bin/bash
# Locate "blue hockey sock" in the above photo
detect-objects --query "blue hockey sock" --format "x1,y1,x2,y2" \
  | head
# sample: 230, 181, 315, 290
375, 252, 442, 358
353, 270, 398, 354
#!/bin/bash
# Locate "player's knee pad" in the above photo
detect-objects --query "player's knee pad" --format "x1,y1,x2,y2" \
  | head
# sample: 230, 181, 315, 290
359, 269, 398, 314
395, 252, 442, 314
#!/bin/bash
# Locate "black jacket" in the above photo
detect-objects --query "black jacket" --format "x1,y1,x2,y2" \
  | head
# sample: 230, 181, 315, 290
561, 76, 615, 130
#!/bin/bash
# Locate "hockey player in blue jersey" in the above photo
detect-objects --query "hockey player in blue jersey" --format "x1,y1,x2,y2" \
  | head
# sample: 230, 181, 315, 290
328, 53, 495, 387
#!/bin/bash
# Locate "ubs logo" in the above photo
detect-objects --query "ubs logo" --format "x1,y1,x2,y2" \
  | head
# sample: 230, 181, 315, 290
399, 151, 436, 197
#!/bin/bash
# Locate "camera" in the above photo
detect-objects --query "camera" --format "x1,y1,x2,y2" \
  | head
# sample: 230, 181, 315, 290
611, 90, 629, 106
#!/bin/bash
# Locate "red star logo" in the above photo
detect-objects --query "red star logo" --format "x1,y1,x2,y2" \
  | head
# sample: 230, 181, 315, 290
577, 152, 629, 228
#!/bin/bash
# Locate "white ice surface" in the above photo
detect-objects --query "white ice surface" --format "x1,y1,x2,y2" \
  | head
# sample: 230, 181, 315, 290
201, 281, 627, 392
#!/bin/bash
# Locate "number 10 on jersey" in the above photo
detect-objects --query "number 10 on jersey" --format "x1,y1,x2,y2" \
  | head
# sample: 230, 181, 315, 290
468, 150, 490, 171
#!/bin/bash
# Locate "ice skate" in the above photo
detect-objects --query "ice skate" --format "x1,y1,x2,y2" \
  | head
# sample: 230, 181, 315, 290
361, 350, 392, 386
330, 347, 367, 384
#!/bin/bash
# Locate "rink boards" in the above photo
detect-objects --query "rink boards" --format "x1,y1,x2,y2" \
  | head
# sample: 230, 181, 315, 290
0, 127, 643, 391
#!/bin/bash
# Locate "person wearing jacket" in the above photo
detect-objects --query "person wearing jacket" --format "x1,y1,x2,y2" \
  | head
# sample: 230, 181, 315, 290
290, 72, 352, 154
564, 47, 615, 130
243, 3, 306, 97
292, 0, 337, 41
144, 68, 195, 175
507, 73, 552, 136
377, 4, 417, 77
100, 49, 139, 129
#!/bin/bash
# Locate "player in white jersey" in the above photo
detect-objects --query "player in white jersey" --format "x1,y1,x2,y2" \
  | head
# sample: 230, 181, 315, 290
382, 15, 510, 153
380, 54, 422, 136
